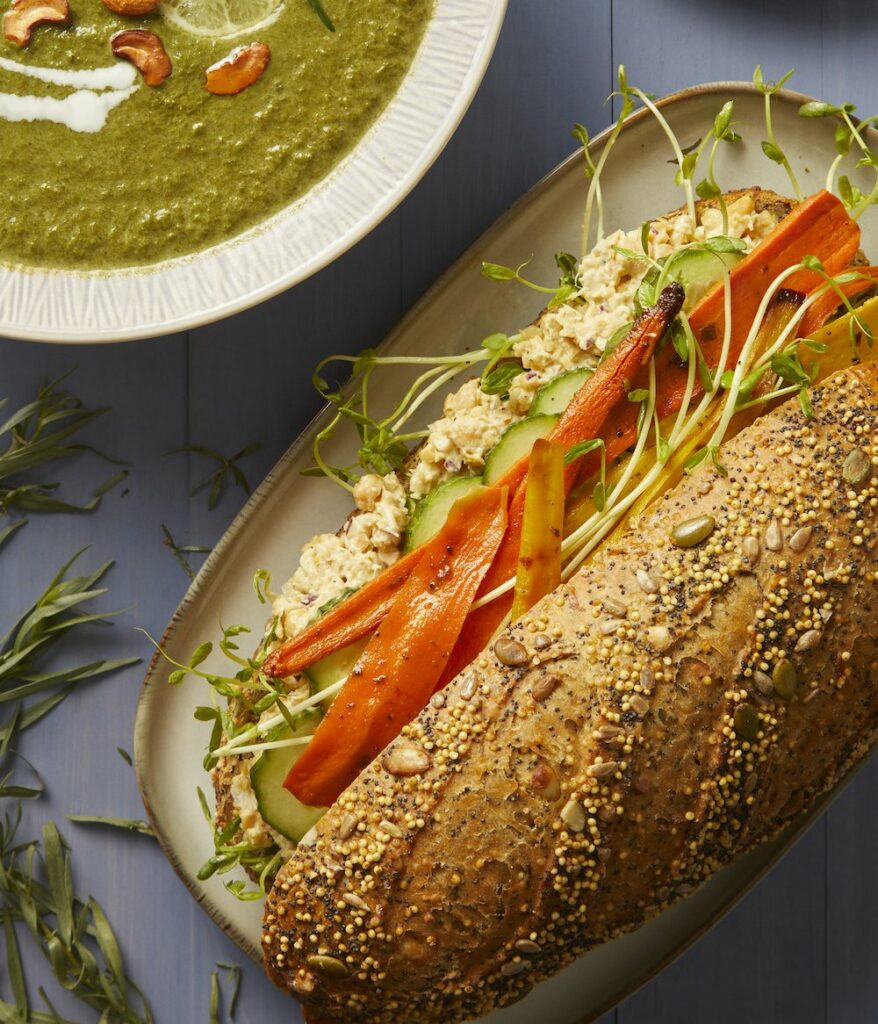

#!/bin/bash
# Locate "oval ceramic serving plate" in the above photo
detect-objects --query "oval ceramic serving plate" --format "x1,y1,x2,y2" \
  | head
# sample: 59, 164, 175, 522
135, 82, 878, 1023
0, 0, 506, 344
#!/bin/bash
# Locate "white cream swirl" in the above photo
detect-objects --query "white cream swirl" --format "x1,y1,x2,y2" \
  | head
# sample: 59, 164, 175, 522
0, 57, 139, 133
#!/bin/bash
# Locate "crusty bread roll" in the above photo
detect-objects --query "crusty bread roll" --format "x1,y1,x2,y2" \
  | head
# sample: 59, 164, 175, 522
263, 363, 878, 1023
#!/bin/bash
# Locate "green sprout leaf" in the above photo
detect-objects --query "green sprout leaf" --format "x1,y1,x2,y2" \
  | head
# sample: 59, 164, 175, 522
761, 139, 785, 164
481, 261, 518, 282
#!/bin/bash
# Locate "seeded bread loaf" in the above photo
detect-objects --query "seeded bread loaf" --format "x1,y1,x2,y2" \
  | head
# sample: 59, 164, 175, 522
263, 363, 878, 1023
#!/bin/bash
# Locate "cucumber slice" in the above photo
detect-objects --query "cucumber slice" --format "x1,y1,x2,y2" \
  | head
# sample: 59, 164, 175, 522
304, 637, 368, 703
530, 368, 592, 416
250, 714, 326, 843
483, 414, 559, 484
673, 247, 742, 295
404, 476, 484, 551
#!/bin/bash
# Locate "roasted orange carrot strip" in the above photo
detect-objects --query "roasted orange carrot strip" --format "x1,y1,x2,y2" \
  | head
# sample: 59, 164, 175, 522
262, 549, 420, 679
572, 190, 861, 483
285, 485, 508, 807
436, 286, 683, 686
510, 439, 565, 619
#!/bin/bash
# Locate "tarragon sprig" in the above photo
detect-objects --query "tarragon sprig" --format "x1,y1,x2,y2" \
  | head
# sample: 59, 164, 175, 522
0, 551, 138, 760
0, 372, 127, 533
0, 815, 154, 1023
167, 442, 260, 512
161, 523, 210, 582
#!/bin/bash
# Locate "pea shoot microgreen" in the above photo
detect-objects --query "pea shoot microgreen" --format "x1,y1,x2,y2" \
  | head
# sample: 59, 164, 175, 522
753, 66, 803, 201
167, 442, 260, 511
580, 65, 637, 251
694, 101, 742, 233
305, 346, 491, 492
800, 98, 878, 218
480, 250, 583, 310
195, 787, 282, 902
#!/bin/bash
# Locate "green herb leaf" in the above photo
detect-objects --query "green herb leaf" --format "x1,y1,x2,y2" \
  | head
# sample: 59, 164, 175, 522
0, 373, 126, 523
161, 523, 209, 582
68, 816, 154, 838
684, 446, 711, 473
799, 100, 840, 118
627, 389, 650, 403
317, 587, 357, 617
216, 963, 242, 1020
480, 261, 518, 282
0, 518, 26, 553
480, 359, 524, 397
189, 642, 212, 669
761, 139, 785, 164
671, 321, 690, 362
695, 177, 721, 200
564, 438, 604, 465
713, 100, 734, 138
4, 911, 28, 1014
116, 747, 133, 766
305, 0, 334, 31
167, 442, 260, 512
0, 553, 137, 754
481, 332, 511, 354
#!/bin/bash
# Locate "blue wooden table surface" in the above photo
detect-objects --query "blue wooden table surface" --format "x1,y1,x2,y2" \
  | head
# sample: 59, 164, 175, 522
3, 0, 877, 1020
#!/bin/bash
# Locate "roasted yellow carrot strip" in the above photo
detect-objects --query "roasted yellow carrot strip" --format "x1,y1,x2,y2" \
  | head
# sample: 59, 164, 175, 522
511, 439, 565, 619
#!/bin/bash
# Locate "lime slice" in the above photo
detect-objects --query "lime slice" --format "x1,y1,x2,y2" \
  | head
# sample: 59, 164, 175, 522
160, 0, 284, 39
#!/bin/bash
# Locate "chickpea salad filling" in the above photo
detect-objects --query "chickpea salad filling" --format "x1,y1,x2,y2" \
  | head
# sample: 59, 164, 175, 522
155, 66, 878, 900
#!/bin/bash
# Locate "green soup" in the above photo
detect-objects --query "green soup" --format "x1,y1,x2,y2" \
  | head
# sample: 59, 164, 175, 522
0, 0, 431, 270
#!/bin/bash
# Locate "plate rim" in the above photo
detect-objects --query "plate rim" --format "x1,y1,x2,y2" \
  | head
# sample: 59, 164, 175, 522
0, 0, 508, 344
134, 78, 873, 1018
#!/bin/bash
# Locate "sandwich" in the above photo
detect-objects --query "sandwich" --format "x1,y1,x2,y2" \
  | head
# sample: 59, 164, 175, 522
184, 82, 878, 1023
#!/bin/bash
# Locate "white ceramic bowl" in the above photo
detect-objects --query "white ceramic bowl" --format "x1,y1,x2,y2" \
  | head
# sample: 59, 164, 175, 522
0, 0, 507, 344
